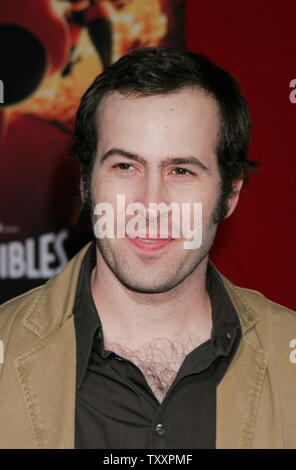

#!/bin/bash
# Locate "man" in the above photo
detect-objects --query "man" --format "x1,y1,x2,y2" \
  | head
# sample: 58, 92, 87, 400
0, 47, 295, 449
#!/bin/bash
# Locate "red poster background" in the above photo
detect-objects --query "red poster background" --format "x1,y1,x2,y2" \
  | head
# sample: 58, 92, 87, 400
0, 0, 185, 304
0, 0, 295, 312
187, 0, 296, 310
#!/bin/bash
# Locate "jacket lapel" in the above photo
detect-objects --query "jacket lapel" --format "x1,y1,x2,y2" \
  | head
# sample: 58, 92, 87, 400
13, 244, 90, 448
14, 316, 76, 448
216, 276, 269, 448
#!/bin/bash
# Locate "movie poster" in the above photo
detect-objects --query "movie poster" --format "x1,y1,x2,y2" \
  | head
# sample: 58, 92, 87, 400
0, 0, 185, 304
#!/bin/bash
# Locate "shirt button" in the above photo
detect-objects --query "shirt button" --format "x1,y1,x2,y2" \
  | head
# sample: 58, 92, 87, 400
226, 332, 231, 339
156, 423, 165, 436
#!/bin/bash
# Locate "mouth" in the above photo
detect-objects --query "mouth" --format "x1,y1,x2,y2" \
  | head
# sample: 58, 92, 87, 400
126, 235, 174, 252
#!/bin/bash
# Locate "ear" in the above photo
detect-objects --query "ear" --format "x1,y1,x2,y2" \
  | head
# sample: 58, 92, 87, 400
224, 179, 244, 219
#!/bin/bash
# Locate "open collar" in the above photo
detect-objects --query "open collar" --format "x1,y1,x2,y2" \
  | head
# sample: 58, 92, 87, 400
14, 245, 268, 448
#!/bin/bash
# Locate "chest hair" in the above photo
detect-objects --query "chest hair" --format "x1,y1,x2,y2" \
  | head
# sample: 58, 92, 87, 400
104, 335, 202, 403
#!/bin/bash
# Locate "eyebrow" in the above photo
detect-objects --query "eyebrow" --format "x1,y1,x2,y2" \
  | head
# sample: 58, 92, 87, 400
100, 148, 210, 172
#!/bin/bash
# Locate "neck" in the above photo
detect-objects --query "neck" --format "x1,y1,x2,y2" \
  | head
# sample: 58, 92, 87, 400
91, 248, 212, 348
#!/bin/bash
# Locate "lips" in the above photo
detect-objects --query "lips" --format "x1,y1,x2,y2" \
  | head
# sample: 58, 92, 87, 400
127, 235, 174, 252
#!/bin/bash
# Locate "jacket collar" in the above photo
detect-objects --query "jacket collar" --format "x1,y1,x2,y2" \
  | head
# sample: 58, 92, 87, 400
21, 243, 259, 341
21, 243, 91, 339
211, 264, 261, 335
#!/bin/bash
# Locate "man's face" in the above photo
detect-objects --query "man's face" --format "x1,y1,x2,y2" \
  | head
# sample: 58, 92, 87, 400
90, 87, 225, 293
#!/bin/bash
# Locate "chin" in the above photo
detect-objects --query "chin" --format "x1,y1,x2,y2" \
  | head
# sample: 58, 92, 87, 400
115, 270, 187, 294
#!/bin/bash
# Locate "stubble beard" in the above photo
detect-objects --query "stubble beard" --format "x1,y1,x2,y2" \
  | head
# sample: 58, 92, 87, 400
95, 228, 218, 294
92, 197, 223, 295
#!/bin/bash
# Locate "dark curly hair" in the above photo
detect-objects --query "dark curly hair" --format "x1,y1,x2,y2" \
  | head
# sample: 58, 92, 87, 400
71, 47, 258, 222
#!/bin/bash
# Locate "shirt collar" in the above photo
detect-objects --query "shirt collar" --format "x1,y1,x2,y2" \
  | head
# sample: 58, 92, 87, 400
73, 242, 242, 388
206, 260, 241, 356
73, 243, 101, 389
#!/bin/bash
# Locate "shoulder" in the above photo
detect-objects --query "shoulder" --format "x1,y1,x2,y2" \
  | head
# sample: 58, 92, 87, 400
0, 284, 45, 327
234, 284, 295, 327
217, 269, 296, 350
0, 242, 91, 350
0, 285, 46, 363
0, 242, 91, 325
221, 274, 296, 324
220, 274, 296, 369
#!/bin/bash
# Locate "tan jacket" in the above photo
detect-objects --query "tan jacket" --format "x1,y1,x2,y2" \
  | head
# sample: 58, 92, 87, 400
0, 243, 295, 449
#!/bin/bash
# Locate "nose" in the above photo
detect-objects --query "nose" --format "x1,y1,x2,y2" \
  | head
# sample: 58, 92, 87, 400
138, 169, 164, 204
135, 170, 171, 230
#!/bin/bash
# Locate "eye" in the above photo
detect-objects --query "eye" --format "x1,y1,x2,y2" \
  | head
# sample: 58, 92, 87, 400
113, 162, 135, 171
112, 162, 135, 176
172, 167, 194, 176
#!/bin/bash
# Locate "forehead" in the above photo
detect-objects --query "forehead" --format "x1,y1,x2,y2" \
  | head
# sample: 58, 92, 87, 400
96, 87, 221, 160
